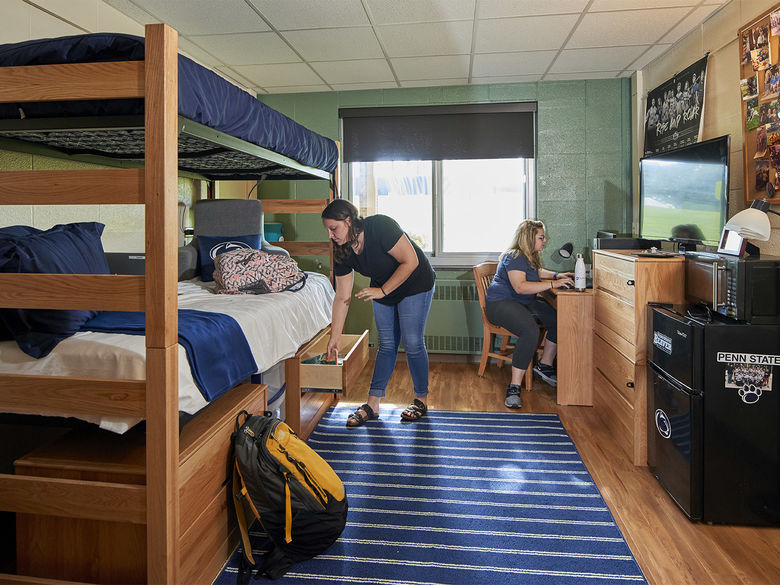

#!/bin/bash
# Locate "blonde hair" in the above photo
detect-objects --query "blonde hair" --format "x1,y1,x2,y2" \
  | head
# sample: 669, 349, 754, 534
501, 219, 545, 269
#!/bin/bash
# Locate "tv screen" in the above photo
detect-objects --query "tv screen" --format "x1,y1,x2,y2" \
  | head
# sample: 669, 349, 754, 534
639, 135, 729, 246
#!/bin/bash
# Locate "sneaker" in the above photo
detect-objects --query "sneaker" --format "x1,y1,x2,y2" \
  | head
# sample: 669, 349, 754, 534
504, 384, 522, 408
533, 363, 557, 387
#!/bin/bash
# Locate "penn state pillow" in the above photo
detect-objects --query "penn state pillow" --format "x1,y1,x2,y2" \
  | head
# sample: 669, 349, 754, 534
197, 234, 261, 282
0, 222, 110, 358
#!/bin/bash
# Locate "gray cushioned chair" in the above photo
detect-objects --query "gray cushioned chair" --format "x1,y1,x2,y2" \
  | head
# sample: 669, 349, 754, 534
178, 199, 288, 280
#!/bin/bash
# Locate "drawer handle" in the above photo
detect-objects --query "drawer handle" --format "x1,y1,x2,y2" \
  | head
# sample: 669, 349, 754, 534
626, 381, 635, 388
626, 279, 635, 286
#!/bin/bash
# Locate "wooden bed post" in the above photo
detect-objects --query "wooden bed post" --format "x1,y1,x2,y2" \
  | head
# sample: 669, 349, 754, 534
144, 23, 180, 585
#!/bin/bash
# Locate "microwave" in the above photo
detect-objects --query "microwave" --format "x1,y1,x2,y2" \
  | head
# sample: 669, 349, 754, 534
685, 252, 780, 324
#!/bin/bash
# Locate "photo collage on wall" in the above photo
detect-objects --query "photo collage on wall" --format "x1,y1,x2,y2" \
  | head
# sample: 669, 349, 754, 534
741, 10, 780, 193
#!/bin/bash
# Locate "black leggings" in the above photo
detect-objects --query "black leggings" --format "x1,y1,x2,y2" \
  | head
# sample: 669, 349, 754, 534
485, 299, 558, 369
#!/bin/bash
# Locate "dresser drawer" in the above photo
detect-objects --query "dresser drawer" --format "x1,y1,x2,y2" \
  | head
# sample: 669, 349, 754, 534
594, 254, 636, 304
299, 329, 369, 393
595, 289, 636, 348
593, 333, 636, 407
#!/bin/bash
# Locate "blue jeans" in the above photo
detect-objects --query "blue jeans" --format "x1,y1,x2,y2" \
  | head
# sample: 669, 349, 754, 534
368, 286, 434, 399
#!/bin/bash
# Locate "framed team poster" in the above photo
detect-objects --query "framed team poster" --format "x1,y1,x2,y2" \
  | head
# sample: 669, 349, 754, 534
643, 55, 708, 156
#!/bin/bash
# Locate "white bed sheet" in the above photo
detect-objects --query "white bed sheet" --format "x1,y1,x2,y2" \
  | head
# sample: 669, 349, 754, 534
0, 272, 334, 433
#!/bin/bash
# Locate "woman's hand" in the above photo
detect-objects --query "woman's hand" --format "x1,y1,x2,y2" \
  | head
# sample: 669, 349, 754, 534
552, 276, 575, 289
355, 287, 386, 301
557, 271, 575, 279
326, 336, 340, 361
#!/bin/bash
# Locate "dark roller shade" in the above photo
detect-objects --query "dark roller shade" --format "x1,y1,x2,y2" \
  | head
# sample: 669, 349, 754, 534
340, 103, 536, 163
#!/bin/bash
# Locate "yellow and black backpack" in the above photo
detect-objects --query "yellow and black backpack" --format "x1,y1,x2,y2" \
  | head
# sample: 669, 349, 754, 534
231, 410, 347, 582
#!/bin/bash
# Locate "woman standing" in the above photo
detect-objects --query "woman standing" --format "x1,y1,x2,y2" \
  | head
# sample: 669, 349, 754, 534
321, 199, 435, 427
485, 219, 573, 409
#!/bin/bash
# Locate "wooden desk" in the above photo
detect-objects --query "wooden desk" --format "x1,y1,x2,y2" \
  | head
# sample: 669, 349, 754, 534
542, 288, 594, 406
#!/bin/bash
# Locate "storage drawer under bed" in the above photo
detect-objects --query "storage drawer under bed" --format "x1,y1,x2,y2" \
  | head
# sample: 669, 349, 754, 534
299, 328, 369, 393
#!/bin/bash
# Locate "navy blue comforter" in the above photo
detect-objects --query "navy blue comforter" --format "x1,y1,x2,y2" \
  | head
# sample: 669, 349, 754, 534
0, 33, 338, 173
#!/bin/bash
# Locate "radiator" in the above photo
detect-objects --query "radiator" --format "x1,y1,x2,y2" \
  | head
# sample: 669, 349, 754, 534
425, 279, 484, 354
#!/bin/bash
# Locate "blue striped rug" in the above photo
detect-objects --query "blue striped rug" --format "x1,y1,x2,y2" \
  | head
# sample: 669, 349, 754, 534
214, 407, 647, 585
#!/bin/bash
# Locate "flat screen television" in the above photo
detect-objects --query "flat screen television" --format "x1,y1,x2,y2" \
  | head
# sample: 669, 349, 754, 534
639, 135, 729, 247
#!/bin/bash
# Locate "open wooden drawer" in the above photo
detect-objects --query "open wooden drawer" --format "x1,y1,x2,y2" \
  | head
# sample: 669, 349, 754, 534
285, 327, 369, 440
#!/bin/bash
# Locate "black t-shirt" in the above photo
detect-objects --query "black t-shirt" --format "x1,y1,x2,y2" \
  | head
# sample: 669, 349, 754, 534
334, 215, 435, 305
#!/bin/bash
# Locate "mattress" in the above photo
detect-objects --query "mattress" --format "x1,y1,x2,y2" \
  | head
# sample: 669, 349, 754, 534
0, 33, 338, 179
0, 272, 334, 433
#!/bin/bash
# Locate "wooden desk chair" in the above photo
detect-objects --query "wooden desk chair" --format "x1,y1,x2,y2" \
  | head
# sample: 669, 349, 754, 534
472, 261, 546, 390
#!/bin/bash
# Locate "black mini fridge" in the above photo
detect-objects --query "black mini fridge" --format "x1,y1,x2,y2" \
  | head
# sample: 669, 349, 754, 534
647, 305, 780, 526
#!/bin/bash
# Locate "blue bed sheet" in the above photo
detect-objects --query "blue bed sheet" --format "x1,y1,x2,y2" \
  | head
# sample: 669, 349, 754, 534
0, 33, 337, 174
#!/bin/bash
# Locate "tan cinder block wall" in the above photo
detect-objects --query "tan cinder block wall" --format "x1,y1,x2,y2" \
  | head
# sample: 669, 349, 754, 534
633, 0, 780, 255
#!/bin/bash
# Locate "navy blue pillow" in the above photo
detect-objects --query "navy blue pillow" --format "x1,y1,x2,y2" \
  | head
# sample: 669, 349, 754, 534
197, 234, 261, 282
0, 226, 44, 340
0, 222, 109, 358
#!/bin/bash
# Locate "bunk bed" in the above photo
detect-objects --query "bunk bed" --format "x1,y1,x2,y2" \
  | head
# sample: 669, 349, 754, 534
0, 24, 355, 585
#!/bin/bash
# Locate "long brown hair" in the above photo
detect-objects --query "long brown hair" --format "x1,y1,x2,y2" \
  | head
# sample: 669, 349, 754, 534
500, 219, 545, 269
321, 199, 365, 263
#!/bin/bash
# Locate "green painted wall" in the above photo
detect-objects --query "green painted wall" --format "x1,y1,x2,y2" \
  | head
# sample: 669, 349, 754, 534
259, 79, 633, 339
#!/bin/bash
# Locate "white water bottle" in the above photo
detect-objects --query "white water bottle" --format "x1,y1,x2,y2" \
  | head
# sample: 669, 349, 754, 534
574, 254, 586, 291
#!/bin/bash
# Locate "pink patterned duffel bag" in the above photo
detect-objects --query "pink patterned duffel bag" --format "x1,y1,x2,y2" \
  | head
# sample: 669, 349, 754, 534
213, 248, 307, 294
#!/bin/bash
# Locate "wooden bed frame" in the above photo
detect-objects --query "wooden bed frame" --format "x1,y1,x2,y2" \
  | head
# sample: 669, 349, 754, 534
0, 23, 339, 584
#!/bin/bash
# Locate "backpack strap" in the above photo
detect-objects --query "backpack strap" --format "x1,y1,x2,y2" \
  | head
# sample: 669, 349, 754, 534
232, 462, 258, 577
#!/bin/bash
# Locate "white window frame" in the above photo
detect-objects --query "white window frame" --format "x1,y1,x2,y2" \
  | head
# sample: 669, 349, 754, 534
345, 158, 536, 268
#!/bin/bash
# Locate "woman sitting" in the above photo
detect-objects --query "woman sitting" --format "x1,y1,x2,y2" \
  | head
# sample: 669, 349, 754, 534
485, 219, 573, 409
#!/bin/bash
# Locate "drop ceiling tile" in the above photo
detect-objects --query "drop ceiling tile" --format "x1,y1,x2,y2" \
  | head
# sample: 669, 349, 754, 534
0, 0, 31, 44
378, 20, 474, 57
478, 0, 589, 19
98, 2, 146, 34
178, 37, 222, 68
626, 44, 671, 71
401, 78, 469, 87
189, 32, 298, 65
472, 51, 558, 76
234, 62, 324, 87
549, 46, 650, 73
310, 59, 395, 84
391, 55, 471, 81
283, 27, 383, 61
263, 85, 332, 93
33, 0, 97, 31
248, 0, 369, 30
31, 10, 82, 38
121, 0, 269, 35
103, 0, 154, 22
590, 0, 700, 10
659, 5, 718, 44
365, 0, 475, 24
476, 15, 580, 52
567, 8, 691, 48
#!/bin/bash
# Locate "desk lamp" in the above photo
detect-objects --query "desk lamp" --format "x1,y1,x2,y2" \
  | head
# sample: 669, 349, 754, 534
724, 193, 780, 241
558, 242, 573, 258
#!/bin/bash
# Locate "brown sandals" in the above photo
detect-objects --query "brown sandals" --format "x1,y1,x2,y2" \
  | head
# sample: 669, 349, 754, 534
346, 403, 378, 427
400, 398, 427, 422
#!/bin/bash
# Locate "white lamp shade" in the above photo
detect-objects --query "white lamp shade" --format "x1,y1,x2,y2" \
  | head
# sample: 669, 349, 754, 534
724, 208, 772, 241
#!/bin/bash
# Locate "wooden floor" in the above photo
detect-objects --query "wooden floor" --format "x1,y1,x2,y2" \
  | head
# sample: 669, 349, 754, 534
339, 358, 780, 585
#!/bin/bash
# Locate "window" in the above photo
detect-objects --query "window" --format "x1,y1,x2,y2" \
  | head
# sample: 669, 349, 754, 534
349, 158, 534, 266
340, 102, 536, 267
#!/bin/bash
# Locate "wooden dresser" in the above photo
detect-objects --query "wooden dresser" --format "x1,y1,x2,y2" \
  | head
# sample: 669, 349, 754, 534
592, 250, 685, 466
